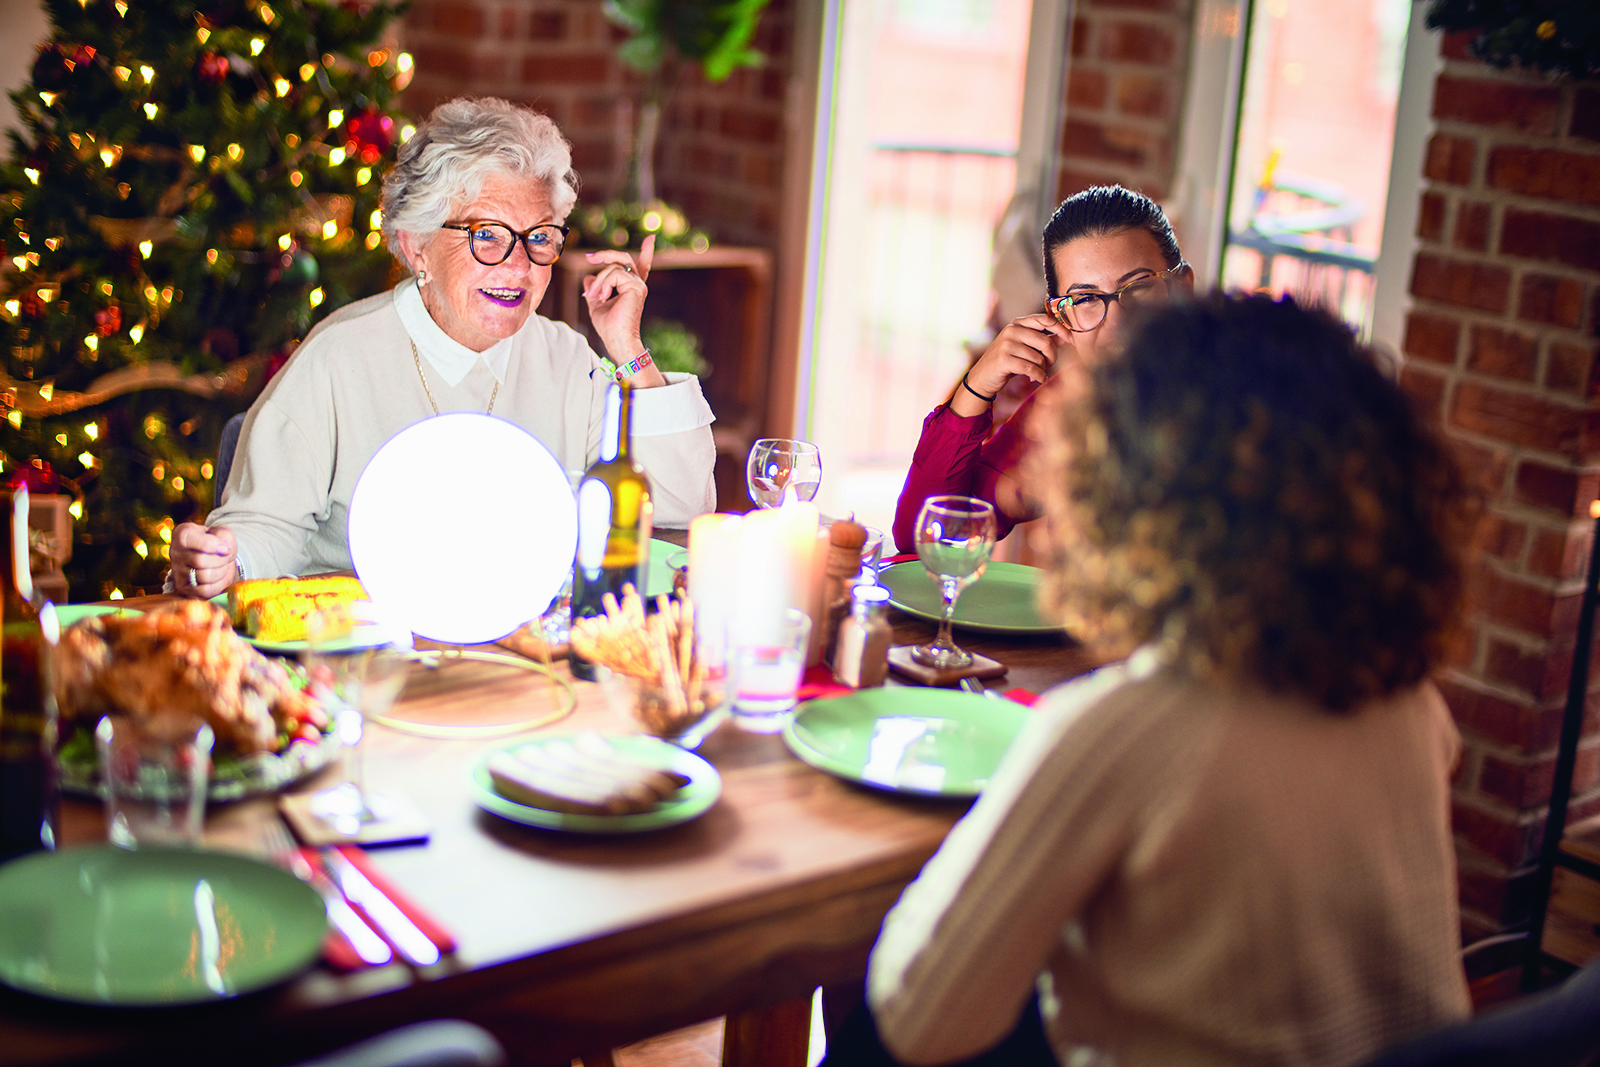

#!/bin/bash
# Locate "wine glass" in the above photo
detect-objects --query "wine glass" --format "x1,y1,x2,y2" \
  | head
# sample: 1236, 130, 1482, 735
746, 439, 822, 509
912, 495, 997, 669
302, 605, 413, 836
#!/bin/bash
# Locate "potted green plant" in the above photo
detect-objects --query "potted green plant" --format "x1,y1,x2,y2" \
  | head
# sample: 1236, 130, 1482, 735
579, 0, 772, 249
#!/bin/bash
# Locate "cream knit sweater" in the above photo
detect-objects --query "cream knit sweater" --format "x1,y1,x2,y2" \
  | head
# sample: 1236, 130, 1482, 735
209, 280, 716, 579
869, 650, 1471, 1067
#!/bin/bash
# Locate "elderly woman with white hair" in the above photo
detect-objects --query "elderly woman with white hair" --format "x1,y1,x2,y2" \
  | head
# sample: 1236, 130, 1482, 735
170, 97, 716, 595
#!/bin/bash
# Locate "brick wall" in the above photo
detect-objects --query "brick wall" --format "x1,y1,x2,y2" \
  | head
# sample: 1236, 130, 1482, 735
1054, 0, 1195, 203
400, 0, 794, 248
1399, 38, 1600, 940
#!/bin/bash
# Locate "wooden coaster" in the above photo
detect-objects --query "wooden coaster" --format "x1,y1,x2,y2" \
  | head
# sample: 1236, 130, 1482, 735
887, 645, 1008, 687
280, 790, 431, 848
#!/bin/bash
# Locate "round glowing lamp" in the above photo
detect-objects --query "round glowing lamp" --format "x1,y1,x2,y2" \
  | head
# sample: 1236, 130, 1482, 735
347, 413, 576, 644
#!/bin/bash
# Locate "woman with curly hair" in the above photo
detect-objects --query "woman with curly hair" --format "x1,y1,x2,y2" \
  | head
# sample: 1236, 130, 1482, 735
839, 295, 1477, 1067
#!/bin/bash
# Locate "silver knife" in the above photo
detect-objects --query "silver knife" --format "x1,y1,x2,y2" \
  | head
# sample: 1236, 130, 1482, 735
316, 874, 395, 966
321, 851, 441, 967
272, 835, 393, 967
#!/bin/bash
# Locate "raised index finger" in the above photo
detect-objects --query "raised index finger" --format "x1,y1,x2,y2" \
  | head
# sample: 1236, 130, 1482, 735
637, 234, 655, 282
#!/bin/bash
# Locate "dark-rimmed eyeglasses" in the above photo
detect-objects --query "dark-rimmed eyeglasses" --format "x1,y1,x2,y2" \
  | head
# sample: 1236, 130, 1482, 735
1047, 262, 1189, 333
440, 219, 571, 266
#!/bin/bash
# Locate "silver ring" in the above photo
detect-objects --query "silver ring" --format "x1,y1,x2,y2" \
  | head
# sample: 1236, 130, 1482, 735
189, 567, 198, 588
623, 265, 634, 273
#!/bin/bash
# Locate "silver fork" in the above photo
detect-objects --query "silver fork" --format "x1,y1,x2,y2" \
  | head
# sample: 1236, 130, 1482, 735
260, 818, 394, 966
958, 676, 1000, 699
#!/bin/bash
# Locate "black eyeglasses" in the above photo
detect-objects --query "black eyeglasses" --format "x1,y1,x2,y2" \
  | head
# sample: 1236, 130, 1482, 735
440, 219, 571, 266
1047, 262, 1189, 333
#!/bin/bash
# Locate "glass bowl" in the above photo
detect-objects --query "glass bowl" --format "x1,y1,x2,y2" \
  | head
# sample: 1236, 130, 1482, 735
596, 666, 728, 750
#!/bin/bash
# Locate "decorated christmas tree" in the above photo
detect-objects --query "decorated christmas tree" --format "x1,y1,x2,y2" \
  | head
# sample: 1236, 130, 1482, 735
0, 0, 411, 597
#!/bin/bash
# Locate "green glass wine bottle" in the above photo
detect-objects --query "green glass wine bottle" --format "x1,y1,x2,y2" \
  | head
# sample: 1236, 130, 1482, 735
0, 486, 60, 862
569, 381, 653, 682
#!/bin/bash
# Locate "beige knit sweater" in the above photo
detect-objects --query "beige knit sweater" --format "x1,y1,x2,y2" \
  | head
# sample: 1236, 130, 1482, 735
869, 650, 1471, 1067
209, 280, 716, 579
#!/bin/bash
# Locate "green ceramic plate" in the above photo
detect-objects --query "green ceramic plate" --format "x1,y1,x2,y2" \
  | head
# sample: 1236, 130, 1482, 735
644, 538, 682, 599
878, 560, 1057, 634
471, 733, 721, 833
784, 688, 1030, 797
53, 603, 144, 627
209, 594, 390, 655
0, 845, 326, 1005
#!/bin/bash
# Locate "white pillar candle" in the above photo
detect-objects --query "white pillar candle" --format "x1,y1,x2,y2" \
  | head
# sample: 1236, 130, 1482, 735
737, 502, 819, 644
689, 512, 742, 666
805, 526, 830, 666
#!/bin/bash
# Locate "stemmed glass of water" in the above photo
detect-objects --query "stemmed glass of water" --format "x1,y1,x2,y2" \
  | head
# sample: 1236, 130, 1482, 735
911, 495, 997, 669
303, 605, 412, 836
746, 439, 822, 509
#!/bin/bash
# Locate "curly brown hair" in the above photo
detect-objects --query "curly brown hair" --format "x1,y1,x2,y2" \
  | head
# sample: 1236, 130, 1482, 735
1037, 293, 1476, 710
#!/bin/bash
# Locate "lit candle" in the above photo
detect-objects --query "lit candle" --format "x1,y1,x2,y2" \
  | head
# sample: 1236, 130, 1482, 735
805, 525, 829, 666
737, 501, 819, 644
689, 512, 742, 666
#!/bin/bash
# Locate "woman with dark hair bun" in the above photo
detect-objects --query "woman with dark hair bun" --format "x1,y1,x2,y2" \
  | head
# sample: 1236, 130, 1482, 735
891, 184, 1192, 553
844, 295, 1477, 1067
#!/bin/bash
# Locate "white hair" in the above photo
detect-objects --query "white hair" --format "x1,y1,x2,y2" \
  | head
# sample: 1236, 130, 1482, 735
382, 97, 580, 266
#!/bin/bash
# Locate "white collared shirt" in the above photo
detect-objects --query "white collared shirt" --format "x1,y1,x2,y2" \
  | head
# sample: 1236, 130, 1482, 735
393, 278, 513, 387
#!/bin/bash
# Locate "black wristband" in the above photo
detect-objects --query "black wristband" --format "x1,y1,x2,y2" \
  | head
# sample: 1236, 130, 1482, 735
960, 372, 997, 404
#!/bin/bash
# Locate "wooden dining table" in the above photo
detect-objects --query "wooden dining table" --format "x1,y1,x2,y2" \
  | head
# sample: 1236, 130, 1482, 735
0, 545, 1100, 1067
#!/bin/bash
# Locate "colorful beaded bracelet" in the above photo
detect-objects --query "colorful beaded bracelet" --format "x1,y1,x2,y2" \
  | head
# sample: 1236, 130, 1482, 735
599, 350, 654, 381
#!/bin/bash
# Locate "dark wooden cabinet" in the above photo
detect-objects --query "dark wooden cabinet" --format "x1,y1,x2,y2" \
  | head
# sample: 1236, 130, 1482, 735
543, 246, 774, 510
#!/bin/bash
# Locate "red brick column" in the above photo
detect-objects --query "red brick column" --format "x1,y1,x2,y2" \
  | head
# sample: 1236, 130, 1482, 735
1054, 0, 1195, 202
1399, 41, 1600, 940
400, 0, 794, 247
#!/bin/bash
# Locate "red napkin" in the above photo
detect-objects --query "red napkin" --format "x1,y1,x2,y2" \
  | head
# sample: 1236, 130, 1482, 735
300, 847, 366, 972
797, 665, 853, 702
334, 844, 458, 953
883, 553, 919, 566
1002, 688, 1038, 706
308, 845, 457, 971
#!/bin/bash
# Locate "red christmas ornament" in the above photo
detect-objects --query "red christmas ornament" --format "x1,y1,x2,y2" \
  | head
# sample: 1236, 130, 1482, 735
70, 45, 97, 69
263, 345, 292, 384
197, 51, 229, 85
94, 305, 122, 336
8, 460, 59, 495
344, 109, 395, 158
19, 291, 45, 320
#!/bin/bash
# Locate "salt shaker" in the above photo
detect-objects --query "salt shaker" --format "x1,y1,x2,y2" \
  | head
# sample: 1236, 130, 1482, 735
834, 584, 892, 688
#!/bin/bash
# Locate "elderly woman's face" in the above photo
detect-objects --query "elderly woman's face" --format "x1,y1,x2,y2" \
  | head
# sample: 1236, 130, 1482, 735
407, 173, 558, 352
1049, 227, 1192, 366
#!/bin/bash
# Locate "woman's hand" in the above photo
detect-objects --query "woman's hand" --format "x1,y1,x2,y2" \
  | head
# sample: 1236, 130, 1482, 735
583, 234, 667, 388
948, 313, 1070, 417
170, 522, 239, 599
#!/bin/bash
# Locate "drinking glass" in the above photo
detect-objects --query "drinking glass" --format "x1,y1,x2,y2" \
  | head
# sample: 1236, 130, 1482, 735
541, 468, 587, 645
302, 606, 412, 836
96, 715, 213, 849
859, 525, 887, 577
912, 496, 997, 669
729, 608, 812, 732
746, 439, 822, 509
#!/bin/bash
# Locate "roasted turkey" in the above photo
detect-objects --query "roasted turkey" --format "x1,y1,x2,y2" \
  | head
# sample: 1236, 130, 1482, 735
54, 598, 318, 753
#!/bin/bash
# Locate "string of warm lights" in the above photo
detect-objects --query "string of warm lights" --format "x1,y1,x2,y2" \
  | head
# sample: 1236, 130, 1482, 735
2, 0, 411, 594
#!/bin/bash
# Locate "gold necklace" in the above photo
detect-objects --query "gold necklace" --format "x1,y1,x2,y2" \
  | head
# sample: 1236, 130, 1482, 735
411, 339, 499, 415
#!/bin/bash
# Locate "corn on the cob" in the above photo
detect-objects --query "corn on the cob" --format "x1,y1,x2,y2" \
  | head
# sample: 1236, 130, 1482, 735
229, 576, 367, 642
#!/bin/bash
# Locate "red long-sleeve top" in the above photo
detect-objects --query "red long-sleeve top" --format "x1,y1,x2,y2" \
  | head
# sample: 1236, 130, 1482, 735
892, 387, 1043, 553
